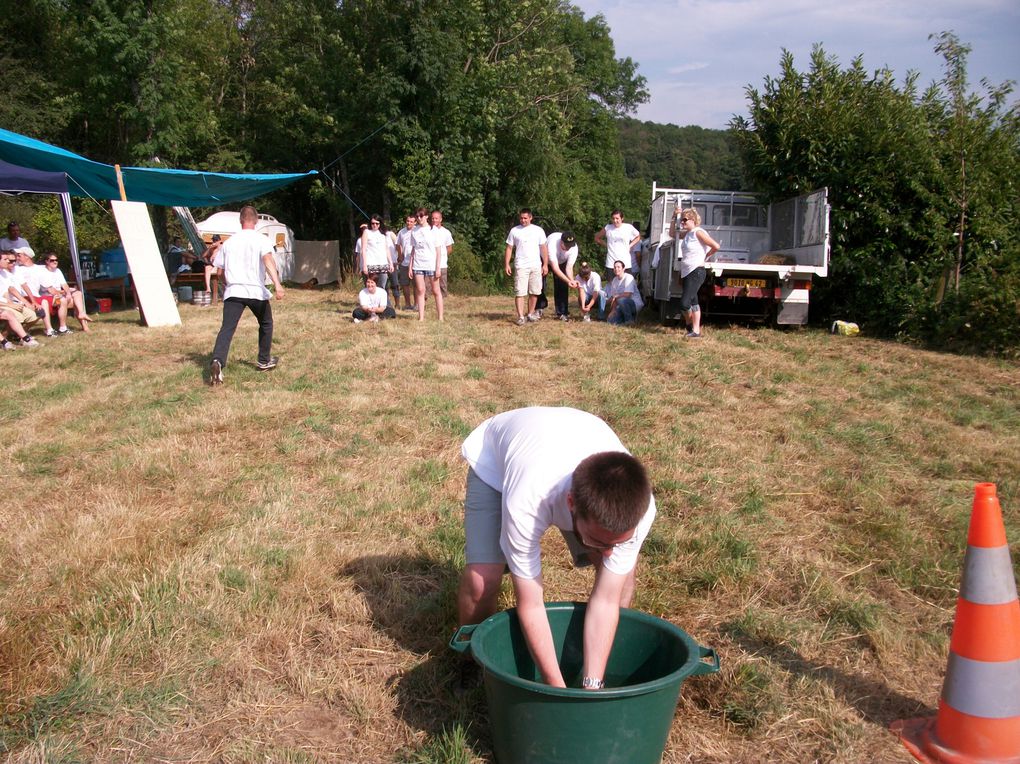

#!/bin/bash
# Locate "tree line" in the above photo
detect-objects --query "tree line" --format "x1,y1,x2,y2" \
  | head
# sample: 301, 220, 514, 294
3, 6, 1016, 354
3, 0, 652, 286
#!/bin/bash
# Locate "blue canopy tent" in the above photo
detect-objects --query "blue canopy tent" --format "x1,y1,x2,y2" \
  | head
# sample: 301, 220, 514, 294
0, 158, 84, 296
0, 128, 316, 309
0, 128, 316, 205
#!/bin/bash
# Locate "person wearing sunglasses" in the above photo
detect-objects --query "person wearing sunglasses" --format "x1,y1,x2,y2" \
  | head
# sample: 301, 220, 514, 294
37, 253, 94, 333
457, 406, 656, 691
359, 214, 394, 292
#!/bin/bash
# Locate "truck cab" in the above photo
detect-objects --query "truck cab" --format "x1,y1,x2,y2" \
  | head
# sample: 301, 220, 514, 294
642, 186, 830, 326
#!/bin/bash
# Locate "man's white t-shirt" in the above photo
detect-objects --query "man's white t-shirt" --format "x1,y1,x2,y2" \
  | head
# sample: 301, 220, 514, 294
505, 224, 547, 270
396, 227, 414, 265
461, 407, 656, 580
546, 232, 579, 270
603, 223, 640, 269
13, 264, 45, 297
608, 272, 644, 311
212, 229, 274, 300
579, 272, 602, 298
358, 286, 389, 310
0, 268, 20, 303
434, 225, 454, 270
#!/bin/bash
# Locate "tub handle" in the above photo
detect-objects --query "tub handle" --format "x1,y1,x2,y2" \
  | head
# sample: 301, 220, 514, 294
693, 645, 720, 676
449, 624, 477, 655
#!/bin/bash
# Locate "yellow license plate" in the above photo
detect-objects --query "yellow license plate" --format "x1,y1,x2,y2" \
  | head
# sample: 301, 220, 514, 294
727, 278, 767, 289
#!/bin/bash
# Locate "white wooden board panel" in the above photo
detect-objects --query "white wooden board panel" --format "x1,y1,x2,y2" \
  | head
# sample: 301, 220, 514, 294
111, 201, 182, 327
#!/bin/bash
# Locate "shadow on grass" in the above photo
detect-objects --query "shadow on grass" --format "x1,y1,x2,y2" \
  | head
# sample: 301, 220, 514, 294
342, 554, 494, 759
724, 622, 934, 724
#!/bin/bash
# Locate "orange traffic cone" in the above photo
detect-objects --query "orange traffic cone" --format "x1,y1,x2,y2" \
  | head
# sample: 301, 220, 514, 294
892, 483, 1020, 763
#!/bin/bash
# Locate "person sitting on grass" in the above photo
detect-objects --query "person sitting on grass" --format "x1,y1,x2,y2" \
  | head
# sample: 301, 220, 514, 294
352, 274, 396, 323
9, 248, 62, 337
37, 252, 93, 333
456, 406, 656, 691
576, 261, 604, 323
605, 259, 643, 326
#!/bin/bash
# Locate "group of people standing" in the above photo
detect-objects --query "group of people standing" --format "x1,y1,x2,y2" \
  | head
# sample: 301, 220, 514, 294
1, 221, 93, 350
504, 208, 646, 326
353, 207, 453, 323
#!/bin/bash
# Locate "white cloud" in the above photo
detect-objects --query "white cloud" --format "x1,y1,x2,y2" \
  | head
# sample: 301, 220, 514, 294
666, 62, 709, 76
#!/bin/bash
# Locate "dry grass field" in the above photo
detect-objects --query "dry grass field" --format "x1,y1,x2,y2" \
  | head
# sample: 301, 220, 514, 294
1, 287, 1018, 763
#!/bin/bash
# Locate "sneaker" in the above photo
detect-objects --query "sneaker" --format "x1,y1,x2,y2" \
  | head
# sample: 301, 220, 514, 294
558, 314, 569, 322
58, 327, 73, 335
526, 312, 541, 322
582, 315, 591, 323
44, 329, 58, 337
515, 316, 527, 326
256, 356, 279, 371
368, 314, 380, 322
1, 339, 16, 351
686, 331, 702, 339
353, 317, 362, 324
21, 336, 40, 348
209, 359, 224, 386
402, 305, 416, 312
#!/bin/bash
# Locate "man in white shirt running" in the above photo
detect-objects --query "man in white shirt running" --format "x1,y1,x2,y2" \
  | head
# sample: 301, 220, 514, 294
457, 407, 656, 691
208, 205, 285, 385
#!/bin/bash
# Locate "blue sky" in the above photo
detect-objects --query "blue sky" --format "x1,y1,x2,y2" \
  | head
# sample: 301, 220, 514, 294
570, 0, 1020, 129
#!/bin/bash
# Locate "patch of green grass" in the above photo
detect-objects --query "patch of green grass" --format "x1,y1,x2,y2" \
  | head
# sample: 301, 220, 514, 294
218, 566, 251, 592
13, 442, 66, 476
401, 723, 477, 764
465, 366, 485, 380
0, 668, 101, 751
721, 661, 784, 731
682, 521, 757, 593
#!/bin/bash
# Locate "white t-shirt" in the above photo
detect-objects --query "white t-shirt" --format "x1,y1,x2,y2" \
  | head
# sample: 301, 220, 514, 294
38, 267, 68, 291
13, 264, 44, 297
0, 268, 20, 302
547, 232, 579, 270
608, 272, 643, 311
361, 229, 390, 269
396, 227, 415, 264
358, 286, 389, 310
505, 224, 547, 270
434, 225, 454, 270
212, 229, 274, 300
409, 225, 439, 272
579, 271, 602, 298
603, 223, 640, 269
461, 407, 656, 580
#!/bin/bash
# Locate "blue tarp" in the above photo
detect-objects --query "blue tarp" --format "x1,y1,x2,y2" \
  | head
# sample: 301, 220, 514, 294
0, 127, 316, 206
0, 158, 70, 194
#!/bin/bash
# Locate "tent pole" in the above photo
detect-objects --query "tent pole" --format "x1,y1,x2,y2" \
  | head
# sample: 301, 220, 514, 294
59, 193, 84, 304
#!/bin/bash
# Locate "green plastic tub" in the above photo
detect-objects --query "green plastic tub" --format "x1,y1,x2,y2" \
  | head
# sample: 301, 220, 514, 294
450, 601, 719, 764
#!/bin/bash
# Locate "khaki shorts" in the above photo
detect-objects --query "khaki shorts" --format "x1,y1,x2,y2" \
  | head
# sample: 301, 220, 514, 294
1, 302, 37, 325
463, 468, 593, 569
514, 267, 542, 297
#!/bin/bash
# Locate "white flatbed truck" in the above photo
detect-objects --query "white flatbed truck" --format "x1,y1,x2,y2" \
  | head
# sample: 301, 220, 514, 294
639, 185, 830, 326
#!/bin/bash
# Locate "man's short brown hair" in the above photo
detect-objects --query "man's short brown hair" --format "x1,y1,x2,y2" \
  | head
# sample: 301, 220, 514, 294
571, 451, 651, 532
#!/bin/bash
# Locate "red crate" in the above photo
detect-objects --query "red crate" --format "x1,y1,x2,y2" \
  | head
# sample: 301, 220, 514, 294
97, 297, 112, 313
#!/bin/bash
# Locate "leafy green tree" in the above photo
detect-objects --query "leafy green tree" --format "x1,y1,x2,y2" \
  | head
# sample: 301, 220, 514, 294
731, 39, 1018, 354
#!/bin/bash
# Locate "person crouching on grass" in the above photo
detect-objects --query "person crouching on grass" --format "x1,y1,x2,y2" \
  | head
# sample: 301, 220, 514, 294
352, 274, 395, 323
456, 407, 656, 690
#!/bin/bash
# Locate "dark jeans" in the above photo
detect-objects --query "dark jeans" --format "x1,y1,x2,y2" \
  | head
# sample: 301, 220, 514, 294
553, 273, 570, 316
212, 296, 274, 366
352, 306, 396, 320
